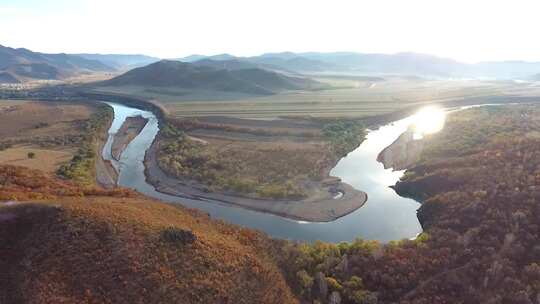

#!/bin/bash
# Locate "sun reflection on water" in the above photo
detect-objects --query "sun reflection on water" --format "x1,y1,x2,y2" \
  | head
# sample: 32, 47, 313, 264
411, 107, 446, 139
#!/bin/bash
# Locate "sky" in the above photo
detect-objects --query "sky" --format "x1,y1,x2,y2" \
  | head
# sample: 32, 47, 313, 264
1, 0, 539, 63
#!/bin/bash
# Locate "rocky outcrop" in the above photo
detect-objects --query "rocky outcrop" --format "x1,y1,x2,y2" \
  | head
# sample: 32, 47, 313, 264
377, 129, 424, 171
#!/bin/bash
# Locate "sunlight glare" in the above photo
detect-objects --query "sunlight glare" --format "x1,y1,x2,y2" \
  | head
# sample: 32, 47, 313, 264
412, 107, 446, 139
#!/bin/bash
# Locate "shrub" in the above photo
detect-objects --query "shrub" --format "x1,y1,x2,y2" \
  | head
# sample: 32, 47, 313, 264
56, 105, 112, 185
161, 227, 197, 245
326, 277, 343, 291
296, 270, 314, 296
322, 121, 366, 157
27, 152, 35, 159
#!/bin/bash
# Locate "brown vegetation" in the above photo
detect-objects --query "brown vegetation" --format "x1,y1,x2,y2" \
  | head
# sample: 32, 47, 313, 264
55, 103, 112, 185
0, 165, 298, 303
156, 117, 364, 200
0, 146, 74, 174
0, 100, 94, 139
279, 105, 540, 303
0, 100, 112, 184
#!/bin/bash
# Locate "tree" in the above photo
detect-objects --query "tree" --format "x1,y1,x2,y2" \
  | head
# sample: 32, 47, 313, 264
27, 152, 35, 159
296, 270, 314, 296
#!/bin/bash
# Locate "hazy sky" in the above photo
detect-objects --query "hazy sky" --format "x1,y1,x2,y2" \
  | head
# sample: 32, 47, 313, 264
1, 0, 539, 62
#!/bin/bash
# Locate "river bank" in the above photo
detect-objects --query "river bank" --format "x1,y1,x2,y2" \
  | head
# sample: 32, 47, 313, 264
95, 138, 118, 188
143, 138, 367, 222
94, 105, 118, 188
91, 94, 538, 241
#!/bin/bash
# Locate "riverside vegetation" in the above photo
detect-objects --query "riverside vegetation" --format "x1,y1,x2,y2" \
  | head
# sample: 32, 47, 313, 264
0, 101, 110, 177
156, 119, 366, 200
56, 104, 113, 185
157, 123, 308, 199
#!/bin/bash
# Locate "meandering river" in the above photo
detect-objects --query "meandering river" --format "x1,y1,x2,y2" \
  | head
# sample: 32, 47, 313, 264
102, 102, 442, 243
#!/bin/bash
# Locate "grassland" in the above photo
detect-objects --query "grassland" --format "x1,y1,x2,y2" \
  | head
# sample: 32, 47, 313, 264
0, 100, 113, 186
95, 77, 510, 119
0, 146, 74, 174
0, 100, 95, 173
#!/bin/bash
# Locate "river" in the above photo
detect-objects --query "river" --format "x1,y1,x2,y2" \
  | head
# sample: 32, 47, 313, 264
102, 102, 439, 243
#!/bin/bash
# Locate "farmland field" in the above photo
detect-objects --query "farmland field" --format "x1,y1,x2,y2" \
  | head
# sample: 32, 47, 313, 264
95, 77, 513, 119
0, 146, 75, 173
0, 100, 100, 175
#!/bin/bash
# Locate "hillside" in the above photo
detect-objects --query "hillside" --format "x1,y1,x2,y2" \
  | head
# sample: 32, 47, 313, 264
0, 44, 113, 82
274, 105, 540, 303
530, 73, 540, 81
179, 53, 339, 73
102, 60, 324, 95
0, 72, 19, 84
193, 58, 271, 71
249, 55, 341, 73
0, 165, 297, 304
179, 53, 236, 62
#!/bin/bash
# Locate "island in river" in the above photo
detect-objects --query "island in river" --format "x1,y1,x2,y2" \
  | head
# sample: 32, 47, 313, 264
111, 115, 148, 161
141, 112, 372, 222
144, 138, 367, 222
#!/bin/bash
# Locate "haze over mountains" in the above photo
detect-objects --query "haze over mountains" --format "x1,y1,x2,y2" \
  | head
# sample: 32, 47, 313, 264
0, 45, 160, 83
74, 54, 160, 70
180, 52, 540, 79
0, 44, 112, 83
3, 43, 540, 85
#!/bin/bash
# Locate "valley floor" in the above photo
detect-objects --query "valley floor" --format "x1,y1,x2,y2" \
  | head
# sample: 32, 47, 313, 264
3, 95, 540, 303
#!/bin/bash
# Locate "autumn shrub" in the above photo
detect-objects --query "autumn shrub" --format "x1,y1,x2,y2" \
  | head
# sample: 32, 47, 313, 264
160, 227, 197, 245
322, 120, 366, 157
157, 136, 309, 199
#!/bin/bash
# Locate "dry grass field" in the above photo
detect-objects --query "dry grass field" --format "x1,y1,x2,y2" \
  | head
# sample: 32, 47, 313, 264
0, 100, 97, 173
157, 117, 331, 199
95, 77, 511, 119
0, 146, 74, 174
0, 100, 95, 139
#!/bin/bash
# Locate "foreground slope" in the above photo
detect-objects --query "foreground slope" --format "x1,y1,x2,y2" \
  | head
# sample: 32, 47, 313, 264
0, 165, 297, 304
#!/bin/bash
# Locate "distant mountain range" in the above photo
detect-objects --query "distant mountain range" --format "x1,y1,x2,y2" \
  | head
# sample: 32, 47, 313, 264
0, 44, 113, 83
3, 42, 540, 84
178, 53, 337, 73
178, 52, 540, 79
102, 60, 325, 95
0, 44, 163, 83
